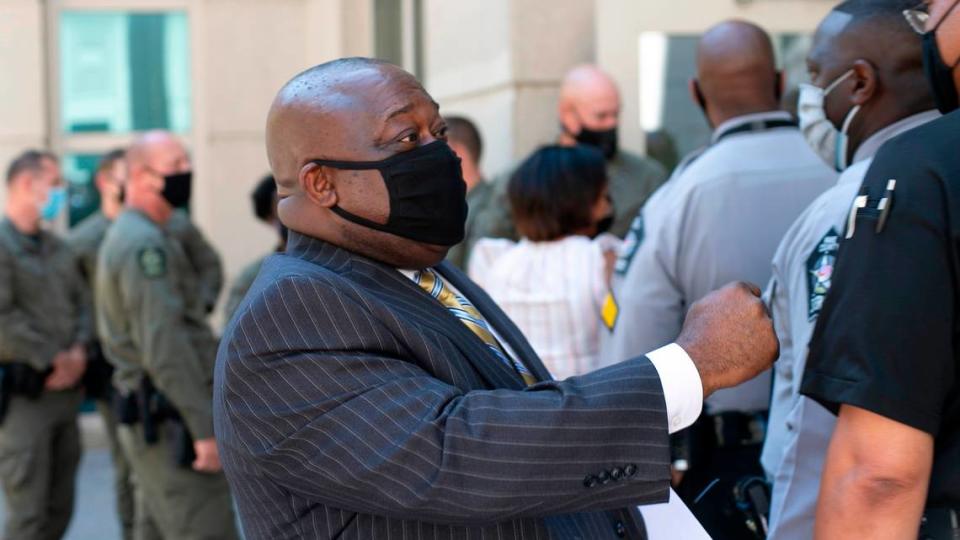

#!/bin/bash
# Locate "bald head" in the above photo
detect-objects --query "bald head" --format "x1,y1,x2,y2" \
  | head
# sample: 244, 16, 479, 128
694, 21, 780, 123
267, 58, 433, 195
557, 65, 621, 145
266, 57, 453, 269
127, 130, 189, 171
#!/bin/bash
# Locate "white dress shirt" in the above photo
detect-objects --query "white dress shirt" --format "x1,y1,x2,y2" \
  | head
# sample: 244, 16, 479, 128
400, 265, 703, 435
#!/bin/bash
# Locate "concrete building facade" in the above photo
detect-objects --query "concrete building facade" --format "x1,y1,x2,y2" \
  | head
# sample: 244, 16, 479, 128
0, 0, 833, 326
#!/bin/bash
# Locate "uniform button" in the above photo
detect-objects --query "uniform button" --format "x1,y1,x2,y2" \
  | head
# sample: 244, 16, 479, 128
624, 464, 638, 477
613, 520, 626, 538
610, 467, 624, 481
598, 470, 611, 485
583, 474, 599, 488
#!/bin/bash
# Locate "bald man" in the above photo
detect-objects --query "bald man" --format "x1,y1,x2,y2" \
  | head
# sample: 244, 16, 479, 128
213, 57, 780, 539
96, 131, 238, 540
599, 20, 836, 538
472, 65, 667, 243
760, 2, 939, 538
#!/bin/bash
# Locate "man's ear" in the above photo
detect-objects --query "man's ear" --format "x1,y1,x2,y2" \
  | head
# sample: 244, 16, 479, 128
849, 60, 877, 106
299, 162, 338, 208
558, 102, 580, 136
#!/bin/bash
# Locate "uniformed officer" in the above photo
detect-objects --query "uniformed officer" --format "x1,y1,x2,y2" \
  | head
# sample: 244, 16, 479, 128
801, 0, 960, 538
443, 116, 492, 270
166, 208, 224, 316
95, 131, 238, 540
761, 2, 940, 538
471, 64, 667, 242
599, 20, 836, 538
0, 150, 90, 540
67, 148, 138, 540
222, 175, 286, 323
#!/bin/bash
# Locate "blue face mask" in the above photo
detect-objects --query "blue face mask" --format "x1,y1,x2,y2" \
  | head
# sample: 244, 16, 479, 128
40, 187, 66, 222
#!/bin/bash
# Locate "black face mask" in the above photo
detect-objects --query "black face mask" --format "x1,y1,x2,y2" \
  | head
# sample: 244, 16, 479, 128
593, 214, 614, 238
312, 140, 468, 246
161, 171, 192, 209
575, 126, 619, 160
923, 9, 960, 114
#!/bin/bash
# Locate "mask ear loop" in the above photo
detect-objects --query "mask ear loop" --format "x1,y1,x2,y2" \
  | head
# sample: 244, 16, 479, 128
822, 69, 855, 96
835, 104, 861, 171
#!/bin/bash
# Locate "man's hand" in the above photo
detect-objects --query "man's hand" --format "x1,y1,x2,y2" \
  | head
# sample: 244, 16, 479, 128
675, 282, 778, 397
193, 438, 223, 473
45, 351, 76, 391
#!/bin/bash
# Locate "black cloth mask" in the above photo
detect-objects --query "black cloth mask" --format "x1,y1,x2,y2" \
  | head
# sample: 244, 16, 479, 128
923, 10, 960, 114
161, 172, 192, 209
593, 214, 614, 238
575, 126, 619, 160
312, 140, 468, 246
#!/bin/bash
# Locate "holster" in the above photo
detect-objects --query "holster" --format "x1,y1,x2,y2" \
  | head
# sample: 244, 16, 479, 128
0, 362, 53, 427
920, 508, 960, 540
81, 341, 114, 401
114, 376, 196, 469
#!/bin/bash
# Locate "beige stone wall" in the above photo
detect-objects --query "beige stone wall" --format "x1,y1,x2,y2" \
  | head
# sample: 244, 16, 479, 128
0, 0, 47, 195
421, 0, 595, 179
596, 0, 835, 157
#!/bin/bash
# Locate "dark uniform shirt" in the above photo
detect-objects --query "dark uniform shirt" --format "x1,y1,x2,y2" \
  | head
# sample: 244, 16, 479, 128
0, 219, 91, 370
802, 110, 960, 507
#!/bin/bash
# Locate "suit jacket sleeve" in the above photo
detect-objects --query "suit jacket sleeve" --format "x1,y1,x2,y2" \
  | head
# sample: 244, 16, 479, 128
220, 275, 671, 526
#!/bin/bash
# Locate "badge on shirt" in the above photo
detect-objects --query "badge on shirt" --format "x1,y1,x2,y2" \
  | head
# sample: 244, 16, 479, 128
806, 228, 839, 320
601, 290, 619, 332
615, 213, 644, 275
138, 247, 167, 279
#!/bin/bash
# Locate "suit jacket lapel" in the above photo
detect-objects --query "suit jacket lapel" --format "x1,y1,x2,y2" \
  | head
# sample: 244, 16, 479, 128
437, 261, 554, 382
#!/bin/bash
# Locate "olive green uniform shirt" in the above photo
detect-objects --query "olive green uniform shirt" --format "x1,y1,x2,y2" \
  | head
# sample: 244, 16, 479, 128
222, 255, 267, 324
96, 209, 218, 440
473, 149, 668, 242
0, 219, 91, 370
166, 209, 224, 314
446, 180, 495, 270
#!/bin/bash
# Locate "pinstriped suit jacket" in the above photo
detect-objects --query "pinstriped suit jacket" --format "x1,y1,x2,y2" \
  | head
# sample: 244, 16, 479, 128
213, 232, 671, 539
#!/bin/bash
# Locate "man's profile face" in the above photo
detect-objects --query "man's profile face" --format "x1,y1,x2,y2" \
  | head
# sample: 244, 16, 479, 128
569, 90, 620, 133
299, 66, 456, 268
806, 12, 855, 124
927, 0, 960, 75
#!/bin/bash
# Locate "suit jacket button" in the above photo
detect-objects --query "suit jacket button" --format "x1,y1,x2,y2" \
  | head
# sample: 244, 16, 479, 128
613, 520, 626, 538
583, 474, 599, 488
610, 467, 624, 481
624, 464, 638, 477
598, 470, 611, 485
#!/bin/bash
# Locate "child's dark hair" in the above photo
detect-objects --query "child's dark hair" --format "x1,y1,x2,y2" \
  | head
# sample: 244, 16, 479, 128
508, 144, 608, 242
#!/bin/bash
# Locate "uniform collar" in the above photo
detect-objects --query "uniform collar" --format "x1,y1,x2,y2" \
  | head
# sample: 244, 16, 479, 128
711, 111, 794, 144
851, 109, 942, 164
0, 217, 50, 255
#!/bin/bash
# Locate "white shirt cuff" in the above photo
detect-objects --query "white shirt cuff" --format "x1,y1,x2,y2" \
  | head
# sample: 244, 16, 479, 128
646, 343, 704, 434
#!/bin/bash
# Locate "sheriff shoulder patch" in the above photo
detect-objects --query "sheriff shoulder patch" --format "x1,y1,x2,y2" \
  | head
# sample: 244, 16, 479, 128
615, 213, 644, 275
138, 247, 167, 279
806, 227, 839, 320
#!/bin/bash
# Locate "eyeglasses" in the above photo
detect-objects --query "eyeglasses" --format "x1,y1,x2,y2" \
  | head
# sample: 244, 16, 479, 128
903, 3, 930, 35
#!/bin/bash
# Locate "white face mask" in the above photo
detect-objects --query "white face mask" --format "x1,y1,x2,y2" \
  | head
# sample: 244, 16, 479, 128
798, 69, 861, 171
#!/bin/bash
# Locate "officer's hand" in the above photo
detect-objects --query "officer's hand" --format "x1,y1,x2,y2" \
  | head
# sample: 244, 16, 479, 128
192, 438, 222, 473
67, 343, 88, 380
675, 282, 778, 398
45, 351, 77, 391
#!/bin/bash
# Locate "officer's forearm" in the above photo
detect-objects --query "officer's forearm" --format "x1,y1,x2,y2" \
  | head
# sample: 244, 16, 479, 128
814, 405, 932, 540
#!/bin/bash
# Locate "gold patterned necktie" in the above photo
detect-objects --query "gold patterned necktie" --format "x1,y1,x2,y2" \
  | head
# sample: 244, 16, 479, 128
415, 268, 537, 386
